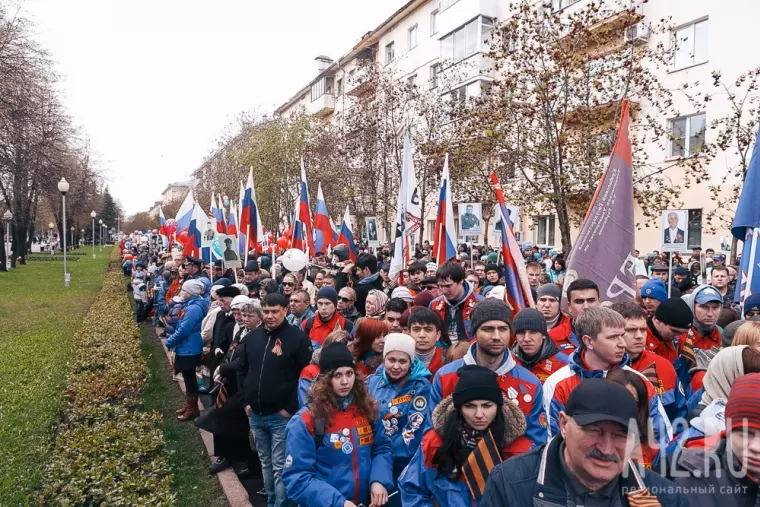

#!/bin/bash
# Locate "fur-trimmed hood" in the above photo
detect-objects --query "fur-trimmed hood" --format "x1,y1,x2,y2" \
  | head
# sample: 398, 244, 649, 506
431, 393, 527, 446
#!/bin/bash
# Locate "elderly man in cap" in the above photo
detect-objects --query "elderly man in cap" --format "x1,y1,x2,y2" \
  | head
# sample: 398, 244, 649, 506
482, 379, 686, 506
639, 278, 667, 317
242, 259, 261, 296
686, 285, 724, 351
650, 263, 681, 297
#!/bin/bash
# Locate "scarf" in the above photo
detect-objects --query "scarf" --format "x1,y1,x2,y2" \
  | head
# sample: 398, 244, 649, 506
367, 289, 389, 318
512, 339, 558, 371
459, 423, 483, 450
361, 351, 383, 372
545, 312, 560, 330
700, 345, 747, 406
336, 392, 355, 411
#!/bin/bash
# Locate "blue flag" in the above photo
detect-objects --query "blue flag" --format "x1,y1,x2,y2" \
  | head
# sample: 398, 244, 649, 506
732, 127, 760, 308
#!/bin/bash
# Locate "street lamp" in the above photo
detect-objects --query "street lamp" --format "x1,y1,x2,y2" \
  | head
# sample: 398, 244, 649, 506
3, 209, 11, 270
98, 219, 103, 251
91, 211, 96, 259
70, 226, 75, 251
58, 178, 70, 287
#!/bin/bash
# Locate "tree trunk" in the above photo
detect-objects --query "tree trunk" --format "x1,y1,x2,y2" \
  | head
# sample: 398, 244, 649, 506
731, 235, 739, 265
555, 198, 573, 255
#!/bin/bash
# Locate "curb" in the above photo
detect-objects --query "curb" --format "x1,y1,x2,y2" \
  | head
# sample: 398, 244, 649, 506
157, 333, 253, 507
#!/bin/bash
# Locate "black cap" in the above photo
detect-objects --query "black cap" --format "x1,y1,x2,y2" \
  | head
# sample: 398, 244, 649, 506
185, 255, 203, 267
260, 256, 272, 270
513, 308, 548, 335
420, 276, 438, 286
655, 297, 692, 329
214, 259, 223, 268
674, 266, 689, 276
319, 342, 355, 372
453, 365, 503, 408
244, 260, 259, 272
650, 263, 668, 272
565, 378, 637, 428
215, 286, 241, 298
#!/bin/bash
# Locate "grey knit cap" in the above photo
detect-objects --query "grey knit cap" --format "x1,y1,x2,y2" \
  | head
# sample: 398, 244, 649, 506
470, 298, 512, 334
536, 283, 562, 302
513, 308, 547, 335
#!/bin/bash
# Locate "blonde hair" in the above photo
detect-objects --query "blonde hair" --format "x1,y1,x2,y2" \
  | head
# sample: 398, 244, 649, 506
731, 321, 760, 348
339, 287, 357, 302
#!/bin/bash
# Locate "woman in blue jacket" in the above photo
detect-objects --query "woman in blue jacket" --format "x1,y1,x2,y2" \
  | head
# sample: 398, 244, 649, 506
399, 365, 531, 507
283, 342, 394, 507
165, 279, 209, 422
366, 333, 431, 507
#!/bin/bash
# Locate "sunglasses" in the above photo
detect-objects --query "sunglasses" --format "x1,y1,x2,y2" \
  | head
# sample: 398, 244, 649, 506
339, 296, 353, 303
283, 282, 295, 286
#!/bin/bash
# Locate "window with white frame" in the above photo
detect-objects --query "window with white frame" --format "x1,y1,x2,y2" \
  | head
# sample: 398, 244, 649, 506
429, 64, 439, 89
408, 25, 418, 50
385, 42, 395, 63
669, 113, 706, 157
440, 17, 490, 66
672, 19, 708, 70
440, 0, 460, 12
552, 0, 581, 11
535, 215, 556, 247
430, 10, 438, 35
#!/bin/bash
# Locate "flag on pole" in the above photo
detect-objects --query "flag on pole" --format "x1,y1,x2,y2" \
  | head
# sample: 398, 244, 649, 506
733, 126, 760, 310
183, 200, 207, 258
240, 167, 264, 249
336, 205, 357, 262
314, 183, 336, 253
211, 192, 225, 233
490, 172, 534, 315
432, 153, 457, 265
228, 201, 239, 238
405, 139, 422, 266
175, 188, 195, 233
564, 99, 636, 303
217, 194, 227, 232
389, 133, 414, 281
158, 206, 169, 250
291, 158, 315, 254
238, 181, 247, 257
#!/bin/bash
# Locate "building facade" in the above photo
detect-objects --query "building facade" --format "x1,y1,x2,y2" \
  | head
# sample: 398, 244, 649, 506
276, 0, 754, 256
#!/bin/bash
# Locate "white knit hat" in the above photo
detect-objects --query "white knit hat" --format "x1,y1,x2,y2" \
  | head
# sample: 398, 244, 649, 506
391, 286, 414, 304
182, 279, 205, 296
231, 295, 250, 310
383, 333, 416, 361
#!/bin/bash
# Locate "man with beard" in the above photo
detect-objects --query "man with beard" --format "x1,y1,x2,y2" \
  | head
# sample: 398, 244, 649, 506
430, 298, 547, 447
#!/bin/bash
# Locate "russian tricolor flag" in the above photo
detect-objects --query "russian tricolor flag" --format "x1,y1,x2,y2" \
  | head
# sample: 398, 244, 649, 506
159, 206, 169, 249
432, 153, 457, 264
314, 183, 336, 254
183, 201, 207, 258
175, 189, 195, 233
240, 167, 263, 249
291, 159, 315, 254
336, 205, 356, 262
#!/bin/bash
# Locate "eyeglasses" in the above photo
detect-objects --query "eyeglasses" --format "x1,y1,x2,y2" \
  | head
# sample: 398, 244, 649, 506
283, 282, 295, 287
339, 297, 353, 303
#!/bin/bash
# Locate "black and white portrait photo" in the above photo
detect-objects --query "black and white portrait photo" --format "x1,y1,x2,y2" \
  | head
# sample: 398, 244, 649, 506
365, 216, 379, 247
661, 210, 688, 252
458, 203, 482, 237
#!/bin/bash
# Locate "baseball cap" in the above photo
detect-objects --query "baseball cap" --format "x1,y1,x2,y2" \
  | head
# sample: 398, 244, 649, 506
713, 254, 726, 261
564, 378, 638, 428
694, 287, 723, 305
650, 263, 668, 272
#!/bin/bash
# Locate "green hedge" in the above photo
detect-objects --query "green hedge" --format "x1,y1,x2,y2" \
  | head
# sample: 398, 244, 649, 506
25, 256, 80, 262
39, 253, 175, 505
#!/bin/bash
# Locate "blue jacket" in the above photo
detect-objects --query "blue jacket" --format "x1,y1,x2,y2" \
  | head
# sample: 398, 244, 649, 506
165, 295, 208, 356
165, 299, 184, 336
365, 360, 432, 475
282, 404, 394, 507
479, 437, 687, 507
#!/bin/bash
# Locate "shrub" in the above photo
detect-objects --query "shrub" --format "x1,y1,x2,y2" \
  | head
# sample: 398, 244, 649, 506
39, 251, 175, 505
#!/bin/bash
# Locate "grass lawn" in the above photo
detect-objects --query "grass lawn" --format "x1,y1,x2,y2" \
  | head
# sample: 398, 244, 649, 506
0, 248, 111, 505
138, 322, 228, 507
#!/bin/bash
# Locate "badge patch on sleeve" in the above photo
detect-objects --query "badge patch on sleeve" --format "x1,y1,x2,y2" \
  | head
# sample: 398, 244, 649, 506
285, 455, 293, 468
392, 394, 412, 405
357, 425, 373, 435
359, 435, 374, 445
412, 396, 427, 411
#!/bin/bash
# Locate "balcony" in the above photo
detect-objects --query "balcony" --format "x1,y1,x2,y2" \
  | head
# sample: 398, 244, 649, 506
437, 0, 497, 41
439, 52, 494, 89
556, 0, 643, 58
346, 67, 375, 97
309, 94, 335, 118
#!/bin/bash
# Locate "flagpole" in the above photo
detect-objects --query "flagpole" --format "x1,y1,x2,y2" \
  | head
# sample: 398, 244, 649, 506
742, 227, 759, 317
668, 253, 673, 298
244, 224, 250, 266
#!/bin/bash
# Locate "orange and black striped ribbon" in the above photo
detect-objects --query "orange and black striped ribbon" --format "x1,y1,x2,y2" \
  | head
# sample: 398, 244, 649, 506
462, 430, 502, 501
640, 362, 660, 389
216, 384, 228, 408
680, 335, 696, 368
626, 488, 662, 507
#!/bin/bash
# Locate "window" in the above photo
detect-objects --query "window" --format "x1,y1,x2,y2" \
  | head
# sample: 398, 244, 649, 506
426, 220, 436, 241
552, 0, 581, 11
429, 64, 439, 89
440, 0, 460, 11
406, 74, 417, 89
408, 25, 418, 50
440, 17, 488, 65
450, 85, 467, 103
385, 42, 395, 63
669, 113, 706, 157
430, 10, 438, 35
535, 215, 556, 247
672, 19, 708, 70
311, 78, 325, 101
687, 209, 702, 249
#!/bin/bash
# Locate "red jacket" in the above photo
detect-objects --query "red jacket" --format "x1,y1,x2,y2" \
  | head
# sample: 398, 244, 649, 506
301, 312, 350, 347
547, 314, 577, 353
513, 351, 568, 383
630, 350, 687, 421
689, 326, 722, 351
645, 323, 687, 363
425, 347, 446, 376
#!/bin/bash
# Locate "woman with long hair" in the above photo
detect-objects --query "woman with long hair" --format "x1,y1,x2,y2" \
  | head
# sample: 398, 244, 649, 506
549, 257, 566, 283
399, 365, 530, 506
283, 342, 394, 507
297, 330, 354, 408
366, 334, 432, 507
355, 318, 390, 376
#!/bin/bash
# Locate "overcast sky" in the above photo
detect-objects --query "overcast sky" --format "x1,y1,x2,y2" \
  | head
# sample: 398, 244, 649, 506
19, 0, 405, 215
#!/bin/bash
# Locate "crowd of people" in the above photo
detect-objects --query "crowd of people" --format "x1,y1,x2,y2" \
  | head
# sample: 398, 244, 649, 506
121, 234, 760, 507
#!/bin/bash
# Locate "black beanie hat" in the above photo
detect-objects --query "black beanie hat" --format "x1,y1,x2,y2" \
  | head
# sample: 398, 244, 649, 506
453, 365, 503, 408
485, 263, 500, 275
319, 342, 355, 373
655, 297, 693, 329
513, 308, 547, 336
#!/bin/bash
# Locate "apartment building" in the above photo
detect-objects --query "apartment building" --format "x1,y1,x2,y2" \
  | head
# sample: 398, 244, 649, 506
160, 181, 192, 205
276, 0, 757, 255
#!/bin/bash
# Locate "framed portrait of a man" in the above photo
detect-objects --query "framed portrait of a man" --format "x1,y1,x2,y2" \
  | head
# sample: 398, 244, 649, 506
218, 234, 241, 269
365, 217, 380, 247
458, 203, 482, 237
661, 210, 688, 252
202, 219, 216, 248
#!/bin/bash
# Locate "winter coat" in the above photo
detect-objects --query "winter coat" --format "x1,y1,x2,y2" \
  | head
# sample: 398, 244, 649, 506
336, 271, 385, 317
165, 299, 185, 336
236, 320, 312, 416
547, 314, 578, 353
282, 403, 394, 507
301, 312, 353, 349
200, 305, 221, 346
429, 280, 483, 343
430, 343, 546, 448
366, 361, 432, 475
511, 338, 569, 383
165, 295, 209, 357
673, 437, 758, 507
480, 436, 688, 507
398, 393, 531, 507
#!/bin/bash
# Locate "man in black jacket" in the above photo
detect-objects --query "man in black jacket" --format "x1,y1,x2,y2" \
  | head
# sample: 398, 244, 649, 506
336, 252, 384, 316
481, 379, 687, 507
237, 293, 312, 507
210, 286, 240, 376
